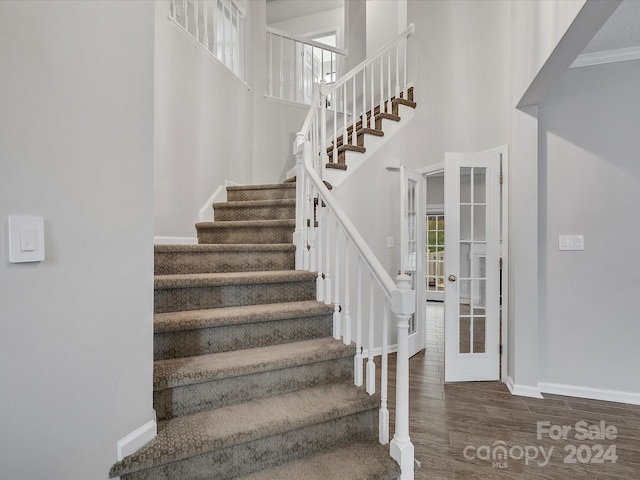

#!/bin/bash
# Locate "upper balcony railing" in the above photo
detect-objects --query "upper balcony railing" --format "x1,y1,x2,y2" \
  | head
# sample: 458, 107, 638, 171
169, 0, 246, 83
266, 26, 347, 105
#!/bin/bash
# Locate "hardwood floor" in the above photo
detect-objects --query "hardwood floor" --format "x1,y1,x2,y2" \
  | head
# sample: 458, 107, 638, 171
382, 303, 640, 479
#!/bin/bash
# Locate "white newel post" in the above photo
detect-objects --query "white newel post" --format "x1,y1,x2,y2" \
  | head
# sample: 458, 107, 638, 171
390, 274, 415, 479
293, 133, 306, 270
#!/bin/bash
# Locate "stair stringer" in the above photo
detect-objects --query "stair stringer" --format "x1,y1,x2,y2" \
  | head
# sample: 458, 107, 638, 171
323, 103, 416, 189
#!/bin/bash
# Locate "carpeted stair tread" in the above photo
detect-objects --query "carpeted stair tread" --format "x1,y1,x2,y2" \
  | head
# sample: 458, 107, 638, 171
154, 244, 295, 253
326, 162, 348, 170
154, 337, 355, 390
392, 97, 417, 109
226, 184, 296, 202
375, 112, 401, 122
196, 219, 296, 244
154, 270, 315, 289
236, 441, 400, 480
109, 382, 379, 478
212, 199, 295, 209
196, 219, 295, 229
213, 199, 295, 221
227, 183, 295, 192
154, 300, 333, 333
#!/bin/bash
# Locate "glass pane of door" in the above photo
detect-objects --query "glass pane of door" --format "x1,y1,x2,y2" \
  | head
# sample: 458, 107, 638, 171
426, 215, 445, 293
458, 167, 487, 354
406, 177, 417, 334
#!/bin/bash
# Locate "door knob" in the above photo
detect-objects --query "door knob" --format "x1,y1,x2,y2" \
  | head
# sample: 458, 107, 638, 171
448, 274, 457, 282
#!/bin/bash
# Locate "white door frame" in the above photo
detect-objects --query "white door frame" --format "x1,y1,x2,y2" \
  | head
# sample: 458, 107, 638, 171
418, 146, 509, 382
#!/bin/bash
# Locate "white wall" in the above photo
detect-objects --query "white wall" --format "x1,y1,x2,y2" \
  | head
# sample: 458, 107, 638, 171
366, 0, 406, 55
539, 59, 640, 396
250, 0, 310, 184
0, 1, 154, 479
154, 0, 254, 237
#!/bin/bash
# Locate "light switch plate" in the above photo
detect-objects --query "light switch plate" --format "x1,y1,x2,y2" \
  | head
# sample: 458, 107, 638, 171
559, 234, 584, 251
8, 216, 45, 263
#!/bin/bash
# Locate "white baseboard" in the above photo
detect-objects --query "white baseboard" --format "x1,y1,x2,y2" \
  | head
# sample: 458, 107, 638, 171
154, 236, 198, 245
117, 415, 157, 461
505, 376, 543, 399
539, 382, 640, 406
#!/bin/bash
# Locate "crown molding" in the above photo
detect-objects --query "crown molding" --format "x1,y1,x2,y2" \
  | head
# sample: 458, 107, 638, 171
571, 46, 640, 68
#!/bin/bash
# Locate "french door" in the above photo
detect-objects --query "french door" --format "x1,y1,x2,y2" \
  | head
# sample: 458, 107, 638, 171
400, 166, 426, 357
444, 152, 501, 382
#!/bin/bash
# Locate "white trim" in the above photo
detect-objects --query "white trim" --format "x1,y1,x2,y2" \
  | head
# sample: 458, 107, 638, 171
426, 203, 444, 214
154, 236, 198, 245
199, 179, 240, 222
479, 145, 509, 383
417, 162, 445, 175
266, 25, 347, 57
505, 376, 543, 399
539, 382, 640, 406
570, 46, 640, 69
167, 17, 250, 90
264, 95, 314, 110
117, 417, 157, 461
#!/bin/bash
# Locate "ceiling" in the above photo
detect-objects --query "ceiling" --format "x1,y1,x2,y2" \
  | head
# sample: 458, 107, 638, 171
265, 0, 640, 55
582, 0, 640, 54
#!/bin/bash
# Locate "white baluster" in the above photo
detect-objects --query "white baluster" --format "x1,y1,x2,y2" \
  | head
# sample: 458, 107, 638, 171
221, 2, 227, 66
195, 0, 199, 41
268, 33, 273, 97
343, 83, 347, 151
366, 276, 375, 395
183, 0, 188, 30
170, 0, 176, 21
395, 43, 400, 98
390, 274, 415, 479
370, 64, 374, 129
352, 78, 356, 146
387, 50, 391, 111
319, 80, 329, 178
333, 95, 337, 165
354, 257, 363, 386
316, 198, 324, 302
333, 225, 341, 340
343, 240, 351, 345
324, 213, 332, 305
308, 183, 316, 272
403, 36, 408, 99
290, 39, 295, 101
293, 133, 306, 270
279, 35, 283, 99
230, 5, 236, 75
380, 56, 384, 114
362, 69, 366, 131
203, 2, 209, 50
379, 296, 389, 444
303, 176, 312, 271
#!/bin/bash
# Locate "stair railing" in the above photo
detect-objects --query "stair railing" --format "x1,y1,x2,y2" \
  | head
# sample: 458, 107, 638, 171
293, 24, 416, 480
168, 0, 246, 82
324, 24, 415, 169
266, 27, 347, 105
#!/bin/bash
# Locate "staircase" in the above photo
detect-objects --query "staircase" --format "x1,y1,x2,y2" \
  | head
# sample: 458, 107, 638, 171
109, 183, 400, 479
326, 87, 416, 170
